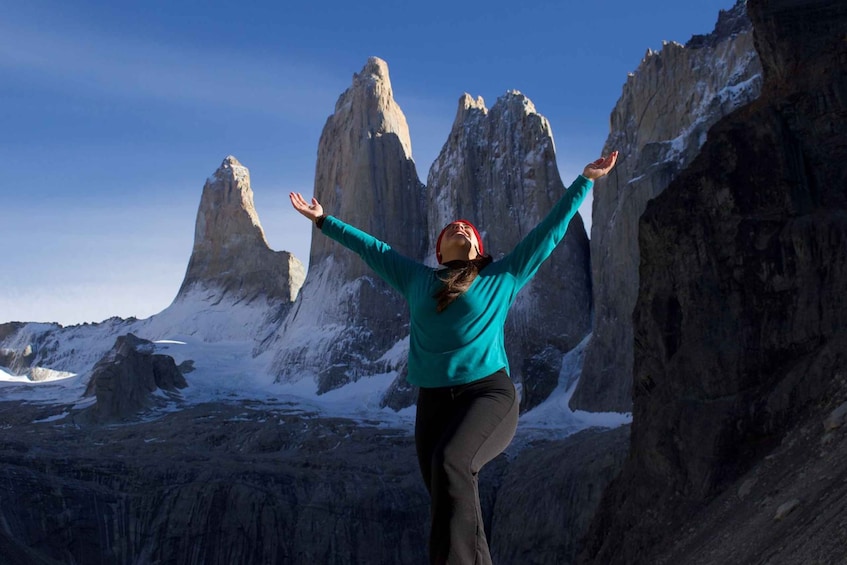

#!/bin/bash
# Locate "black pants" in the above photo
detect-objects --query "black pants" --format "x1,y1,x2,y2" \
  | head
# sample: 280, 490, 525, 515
415, 369, 519, 565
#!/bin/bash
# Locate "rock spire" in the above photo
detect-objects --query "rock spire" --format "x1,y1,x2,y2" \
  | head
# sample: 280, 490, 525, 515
269, 57, 427, 393
427, 91, 592, 411
176, 156, 305, 305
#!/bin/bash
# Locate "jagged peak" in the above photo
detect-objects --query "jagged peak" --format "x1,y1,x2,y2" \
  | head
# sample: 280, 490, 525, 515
448, 90, 549, 145
630, 4, 752, 81
198, 157, 263, 241
640, 40, 684, 65
334, 57, 394, 114
633, 2, 750, 70
454, 93, 487, 125
322, 56, 415, 165
357, 56, 390, 82
493, 90, 537, 116
208, 155, 249, 184
686, 0, 751, 49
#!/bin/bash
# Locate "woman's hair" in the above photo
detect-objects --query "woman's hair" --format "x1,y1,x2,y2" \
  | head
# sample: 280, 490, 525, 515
434, 255, 493, 313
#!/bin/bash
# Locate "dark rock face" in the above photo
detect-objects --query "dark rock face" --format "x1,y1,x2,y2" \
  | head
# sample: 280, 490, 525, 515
0, 322, 31, 373
379, 358, 416, 411
580, 0, 847, 562
687, 0, 754, 49
0, 404, 430, 565
82, 333, 186, 422
641, 401, 847, 565
491, 427, 630, 565
0, 321, 24, 341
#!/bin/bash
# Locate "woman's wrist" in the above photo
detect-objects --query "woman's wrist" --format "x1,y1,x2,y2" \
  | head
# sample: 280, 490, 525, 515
315, 214, 326, 229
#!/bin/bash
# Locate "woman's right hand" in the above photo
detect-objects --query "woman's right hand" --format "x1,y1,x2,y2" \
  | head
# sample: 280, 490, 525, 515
289, 192, 324, 223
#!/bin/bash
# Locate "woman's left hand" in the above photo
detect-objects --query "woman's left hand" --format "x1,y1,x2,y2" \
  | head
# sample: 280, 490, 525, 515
582, 151, 619, 180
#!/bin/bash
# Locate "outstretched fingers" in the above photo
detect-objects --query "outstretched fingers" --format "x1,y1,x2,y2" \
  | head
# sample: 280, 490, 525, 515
289, 192, 323, 221
596, 151, 618, 170
289, 192, 307, 210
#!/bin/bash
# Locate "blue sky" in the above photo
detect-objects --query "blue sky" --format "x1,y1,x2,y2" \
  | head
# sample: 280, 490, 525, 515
1, 0, 737, 325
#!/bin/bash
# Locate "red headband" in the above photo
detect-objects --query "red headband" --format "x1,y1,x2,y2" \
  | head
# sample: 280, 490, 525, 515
435, 220, 484, 264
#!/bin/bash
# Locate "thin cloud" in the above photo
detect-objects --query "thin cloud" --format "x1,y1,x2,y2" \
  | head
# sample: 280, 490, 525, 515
0, 281, 179, 326
0, 21, 342, 123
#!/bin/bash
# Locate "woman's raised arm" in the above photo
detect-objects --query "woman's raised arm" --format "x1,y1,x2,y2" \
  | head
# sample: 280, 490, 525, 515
499, 151, 619, 285
287, 191, 425, 297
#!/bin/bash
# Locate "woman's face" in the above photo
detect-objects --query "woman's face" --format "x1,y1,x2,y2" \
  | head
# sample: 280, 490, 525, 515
441, 221, 480, 259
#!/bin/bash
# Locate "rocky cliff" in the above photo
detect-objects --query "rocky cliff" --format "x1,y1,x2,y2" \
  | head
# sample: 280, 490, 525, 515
81, 333, 186, 423
580, 0, 847, 562
574, 0, 762, 412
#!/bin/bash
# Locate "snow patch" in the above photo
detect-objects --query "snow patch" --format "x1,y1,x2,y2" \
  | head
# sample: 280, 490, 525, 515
519, 334, 631, 440
377, 336, 409, 367
32, 412, 69, 423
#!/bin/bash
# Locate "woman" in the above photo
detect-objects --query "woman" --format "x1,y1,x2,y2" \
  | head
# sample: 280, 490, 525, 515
290, 151, 618, 564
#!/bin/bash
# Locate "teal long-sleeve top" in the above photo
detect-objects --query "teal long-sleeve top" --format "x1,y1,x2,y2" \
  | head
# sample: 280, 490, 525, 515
319, 175, 593, 389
